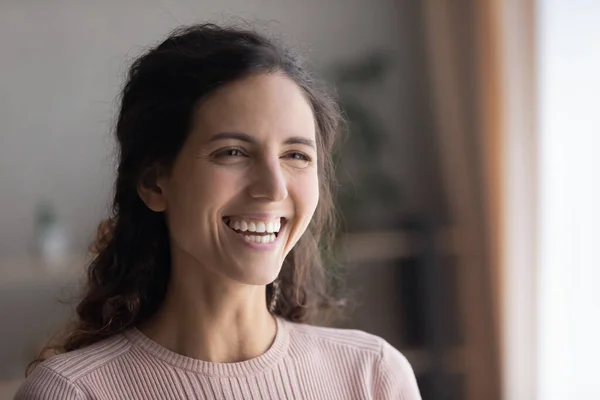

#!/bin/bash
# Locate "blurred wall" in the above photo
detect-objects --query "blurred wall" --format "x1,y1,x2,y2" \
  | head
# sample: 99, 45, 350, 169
0, 0, 428, 258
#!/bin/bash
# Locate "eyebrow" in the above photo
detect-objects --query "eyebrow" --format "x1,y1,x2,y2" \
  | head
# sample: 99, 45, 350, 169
209, 131, 316, 149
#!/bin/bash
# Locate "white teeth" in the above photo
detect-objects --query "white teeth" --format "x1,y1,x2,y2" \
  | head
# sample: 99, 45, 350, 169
226, 218, 283, 233
243, 234, 276, 244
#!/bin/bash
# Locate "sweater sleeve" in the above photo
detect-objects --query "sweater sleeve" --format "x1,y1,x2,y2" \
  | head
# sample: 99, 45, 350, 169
14, 365, 84, 400
374, 340, 422, 400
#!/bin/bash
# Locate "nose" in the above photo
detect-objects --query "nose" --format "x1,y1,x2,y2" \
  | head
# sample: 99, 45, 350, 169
248, 157, 288, 202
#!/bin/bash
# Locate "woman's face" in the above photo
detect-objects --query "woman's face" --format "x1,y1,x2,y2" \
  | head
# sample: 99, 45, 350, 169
154, 73, 319, 286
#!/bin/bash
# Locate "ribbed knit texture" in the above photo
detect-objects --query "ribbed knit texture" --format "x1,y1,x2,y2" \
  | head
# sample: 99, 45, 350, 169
15, 317, 421, 399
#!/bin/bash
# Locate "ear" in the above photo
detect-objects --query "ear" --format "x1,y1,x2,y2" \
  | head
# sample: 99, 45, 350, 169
137, 165, 168, 212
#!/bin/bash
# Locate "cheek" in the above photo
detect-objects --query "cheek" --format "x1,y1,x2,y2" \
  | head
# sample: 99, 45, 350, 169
165, 166, 234, 243
295, 172, 320, 222
286, 173, 319, 253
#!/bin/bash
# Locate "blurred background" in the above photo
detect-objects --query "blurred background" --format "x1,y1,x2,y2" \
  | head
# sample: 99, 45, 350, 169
1, 0, 599, 399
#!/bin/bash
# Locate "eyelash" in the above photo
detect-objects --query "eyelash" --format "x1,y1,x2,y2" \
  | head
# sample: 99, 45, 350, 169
213, 148, 312, 162
284, 152, 311, 162
218, 148, 246, 158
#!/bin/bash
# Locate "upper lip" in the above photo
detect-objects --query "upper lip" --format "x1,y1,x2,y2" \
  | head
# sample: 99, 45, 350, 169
223, 213, 288, 220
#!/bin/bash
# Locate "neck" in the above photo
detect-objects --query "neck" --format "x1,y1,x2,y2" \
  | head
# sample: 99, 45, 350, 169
139, 258, 277, 363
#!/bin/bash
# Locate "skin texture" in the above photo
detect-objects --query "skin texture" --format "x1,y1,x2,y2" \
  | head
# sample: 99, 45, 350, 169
136, 73, 319, 363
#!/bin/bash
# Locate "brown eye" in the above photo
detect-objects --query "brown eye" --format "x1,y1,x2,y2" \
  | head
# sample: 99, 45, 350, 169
286, 152, 310, 161
213, 148, 247, 158
283, 151, 313, 168
225, 149, 244, 157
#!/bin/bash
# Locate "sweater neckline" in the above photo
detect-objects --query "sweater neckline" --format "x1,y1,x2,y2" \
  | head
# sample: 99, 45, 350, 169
123, 316, 289, 377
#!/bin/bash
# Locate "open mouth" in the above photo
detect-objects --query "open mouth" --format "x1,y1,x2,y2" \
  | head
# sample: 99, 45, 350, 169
222, 217, 287, 244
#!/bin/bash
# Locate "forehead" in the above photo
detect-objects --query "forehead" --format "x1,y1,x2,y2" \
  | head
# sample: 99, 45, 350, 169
191, 73, 316, 141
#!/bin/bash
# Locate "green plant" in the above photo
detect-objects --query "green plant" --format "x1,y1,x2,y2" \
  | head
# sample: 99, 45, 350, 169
327, 52, 402, 231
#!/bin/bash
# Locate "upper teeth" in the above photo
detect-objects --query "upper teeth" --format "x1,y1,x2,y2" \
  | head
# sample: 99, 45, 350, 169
227, 218, 282, 233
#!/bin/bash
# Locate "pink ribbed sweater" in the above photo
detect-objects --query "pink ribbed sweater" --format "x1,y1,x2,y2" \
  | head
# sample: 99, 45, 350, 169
16, 317, 421, 399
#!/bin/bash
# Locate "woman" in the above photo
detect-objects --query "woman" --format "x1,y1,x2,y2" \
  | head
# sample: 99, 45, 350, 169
16, 23, 421, 399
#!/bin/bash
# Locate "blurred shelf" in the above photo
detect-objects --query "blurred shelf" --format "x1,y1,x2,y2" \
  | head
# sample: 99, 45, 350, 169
0, 379, 23, 399
403, 346, 466, 376
402, 348, 431, 375
338, 227, 459, 264
0, 254, 87, 288
338, 230, 416, 263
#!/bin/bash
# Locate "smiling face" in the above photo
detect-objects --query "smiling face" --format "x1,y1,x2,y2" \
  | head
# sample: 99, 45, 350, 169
144, 73, 319, 286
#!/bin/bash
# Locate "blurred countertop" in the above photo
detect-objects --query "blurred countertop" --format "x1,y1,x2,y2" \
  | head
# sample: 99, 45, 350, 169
0, 254, 87, 288
0, 254, 87, 390
0, 379, 23, 399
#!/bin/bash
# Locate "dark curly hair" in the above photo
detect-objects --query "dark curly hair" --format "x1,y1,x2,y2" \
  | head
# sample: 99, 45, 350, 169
28, 23, 344, 373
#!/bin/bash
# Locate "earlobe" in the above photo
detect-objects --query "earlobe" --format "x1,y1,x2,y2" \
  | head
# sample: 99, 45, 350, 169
137, 168, 168, 212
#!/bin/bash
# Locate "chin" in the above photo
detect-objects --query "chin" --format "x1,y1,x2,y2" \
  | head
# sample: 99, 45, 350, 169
227, 261, 282, 287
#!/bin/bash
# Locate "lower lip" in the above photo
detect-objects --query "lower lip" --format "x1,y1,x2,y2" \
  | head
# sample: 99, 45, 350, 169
223, 222, 285, 251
